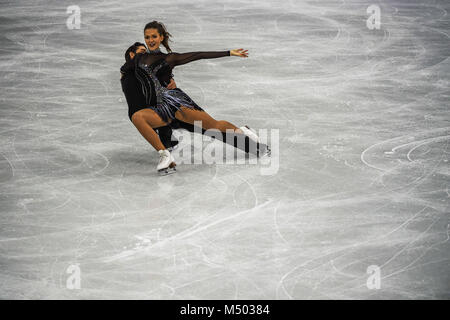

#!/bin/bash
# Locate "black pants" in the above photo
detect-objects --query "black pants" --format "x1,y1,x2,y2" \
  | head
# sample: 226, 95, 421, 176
157, 120, 265, 156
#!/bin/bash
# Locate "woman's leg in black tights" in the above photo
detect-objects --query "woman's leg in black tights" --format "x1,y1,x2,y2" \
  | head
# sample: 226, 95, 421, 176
173, 108, 260, 154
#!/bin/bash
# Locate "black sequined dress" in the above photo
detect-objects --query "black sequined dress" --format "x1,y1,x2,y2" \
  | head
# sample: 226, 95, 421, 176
134, 49, 230, 122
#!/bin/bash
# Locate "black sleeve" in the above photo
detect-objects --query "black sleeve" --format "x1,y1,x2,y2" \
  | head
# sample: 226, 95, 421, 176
165, 51, 230, 68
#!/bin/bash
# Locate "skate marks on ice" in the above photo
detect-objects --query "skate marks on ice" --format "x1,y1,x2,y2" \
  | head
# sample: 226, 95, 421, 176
361, 127, 449, 171
0, 0, 449, 299
361, 127, 449, 190
103, 199, 271, 263
275, 202, 449, 299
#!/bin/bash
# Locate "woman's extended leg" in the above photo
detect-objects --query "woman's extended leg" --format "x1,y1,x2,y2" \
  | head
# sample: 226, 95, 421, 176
131, 108, 170, 151
174, 107, 243, 133
174, 106, 269, 156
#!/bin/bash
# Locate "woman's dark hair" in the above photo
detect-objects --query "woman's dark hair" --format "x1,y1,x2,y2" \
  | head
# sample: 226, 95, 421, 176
144, 21, 173, 53
124, 42, 146, 62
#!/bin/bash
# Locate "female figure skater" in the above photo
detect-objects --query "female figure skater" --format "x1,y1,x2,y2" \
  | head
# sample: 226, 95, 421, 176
131, 21, 268, 174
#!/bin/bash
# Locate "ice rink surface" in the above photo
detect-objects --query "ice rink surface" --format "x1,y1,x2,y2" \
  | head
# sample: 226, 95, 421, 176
0, 0, 449, 299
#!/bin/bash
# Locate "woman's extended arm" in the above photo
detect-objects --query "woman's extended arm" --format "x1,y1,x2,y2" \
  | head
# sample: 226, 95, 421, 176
165, 49, 248, 68
165, 51, 229, 68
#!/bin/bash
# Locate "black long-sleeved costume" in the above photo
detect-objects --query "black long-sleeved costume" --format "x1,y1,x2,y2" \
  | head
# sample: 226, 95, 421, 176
134, 50, 230, 122
120, 50, 230, 148
163, 51, 231, 68
121, 50, 267, 156
152, 51, 230, 85
120, 61, 177, 149
120, 62, 154, 121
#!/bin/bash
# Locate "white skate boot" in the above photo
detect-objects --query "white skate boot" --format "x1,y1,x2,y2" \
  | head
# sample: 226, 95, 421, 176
239, 125, 271, 157
157, 149, 176, 175
239, 125, 260, 143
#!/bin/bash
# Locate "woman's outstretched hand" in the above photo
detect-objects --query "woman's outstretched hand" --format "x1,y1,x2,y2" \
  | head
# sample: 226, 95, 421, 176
230, 48, 248, 58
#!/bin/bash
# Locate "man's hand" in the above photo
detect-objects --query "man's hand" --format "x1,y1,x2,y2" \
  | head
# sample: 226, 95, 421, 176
167, 78, 177, 89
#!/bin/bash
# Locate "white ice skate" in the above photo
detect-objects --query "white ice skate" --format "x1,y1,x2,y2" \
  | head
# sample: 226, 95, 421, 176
239, 125, 260, 143
239, 125, 271, 157
157, 149, 176, 175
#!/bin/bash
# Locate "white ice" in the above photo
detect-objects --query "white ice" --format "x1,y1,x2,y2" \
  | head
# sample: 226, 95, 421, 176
0, 0, 449, 299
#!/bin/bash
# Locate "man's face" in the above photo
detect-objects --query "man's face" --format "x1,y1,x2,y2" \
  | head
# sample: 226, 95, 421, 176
130, 45, 146, 60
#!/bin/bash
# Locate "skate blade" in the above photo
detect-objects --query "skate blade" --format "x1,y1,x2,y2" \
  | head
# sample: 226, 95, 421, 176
257, 146, 271, 158
158, 162, 177, 176
167, 144, 179, 152
158, 167, 177, 176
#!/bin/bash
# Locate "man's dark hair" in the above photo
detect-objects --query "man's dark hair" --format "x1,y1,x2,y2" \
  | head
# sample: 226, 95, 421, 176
124, 42, 146, 62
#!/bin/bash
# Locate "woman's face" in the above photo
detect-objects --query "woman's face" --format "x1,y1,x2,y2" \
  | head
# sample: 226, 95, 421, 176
144, 28, 164, 51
